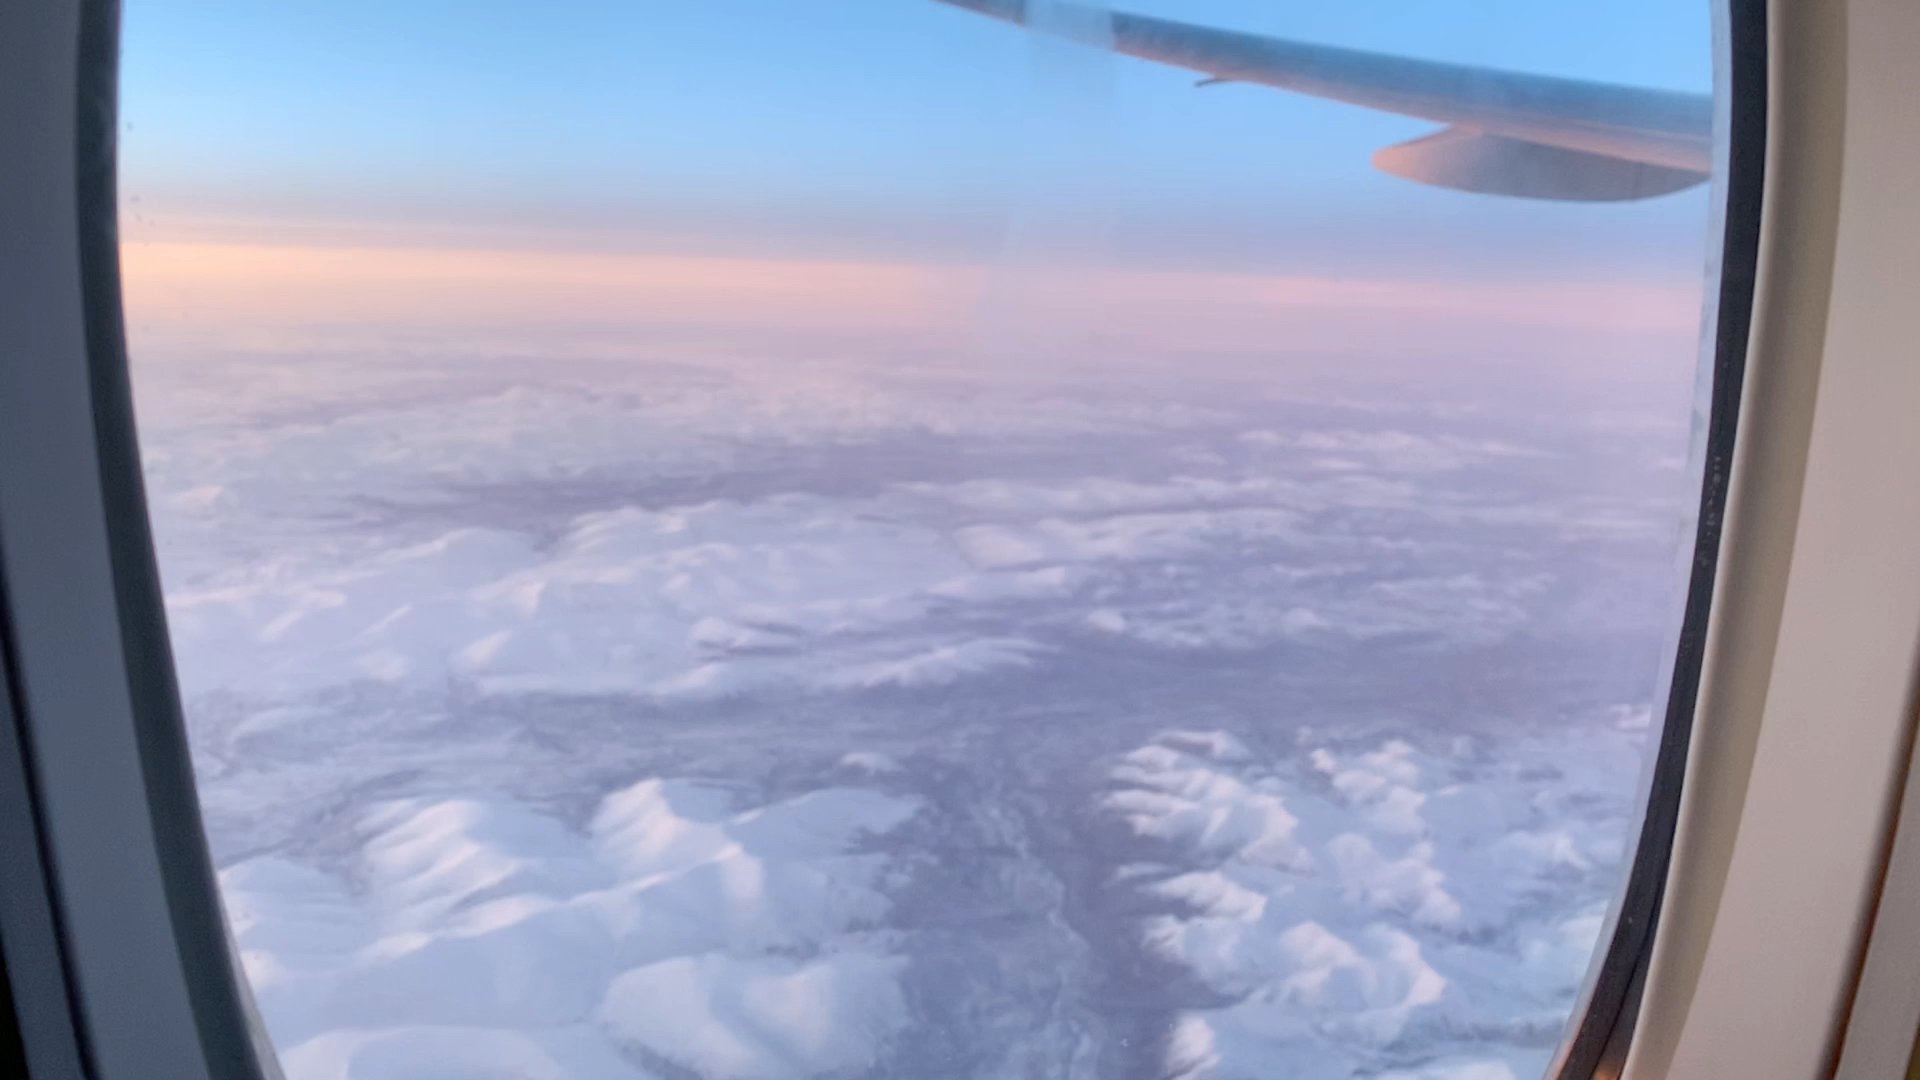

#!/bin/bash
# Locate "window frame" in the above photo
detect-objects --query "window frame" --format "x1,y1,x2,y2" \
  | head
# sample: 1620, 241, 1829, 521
17, 1, 1917, 1079
0, 3, 269, 1078
1633, 0, 1920, 1075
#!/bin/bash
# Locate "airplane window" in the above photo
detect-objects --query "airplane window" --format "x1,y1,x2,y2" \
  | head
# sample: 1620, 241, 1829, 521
117, 1, 1729, 1078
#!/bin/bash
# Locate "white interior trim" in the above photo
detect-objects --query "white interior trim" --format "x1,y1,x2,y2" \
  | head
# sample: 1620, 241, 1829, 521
1629, 0, 1920, 1076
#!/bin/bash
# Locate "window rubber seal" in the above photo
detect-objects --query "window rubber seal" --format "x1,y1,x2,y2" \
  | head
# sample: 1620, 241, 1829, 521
1549, 0, 1770, 1075
69, 2, 276, 1078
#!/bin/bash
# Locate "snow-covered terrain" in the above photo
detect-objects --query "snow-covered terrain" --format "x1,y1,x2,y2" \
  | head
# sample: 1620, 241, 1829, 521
225, 779, 919, 1080
1100, 723, 1645, 1079
132, 336, 1694, 1079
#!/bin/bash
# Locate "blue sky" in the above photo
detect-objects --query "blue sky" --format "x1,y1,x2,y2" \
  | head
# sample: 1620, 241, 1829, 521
119, 0, 1717, 269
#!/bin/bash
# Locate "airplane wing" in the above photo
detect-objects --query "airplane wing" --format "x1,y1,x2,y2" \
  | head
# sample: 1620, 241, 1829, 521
933, 0, 1713, 201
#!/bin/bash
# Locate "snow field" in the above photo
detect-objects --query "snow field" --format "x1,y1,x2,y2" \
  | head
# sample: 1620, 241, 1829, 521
223, 779, 921, 1080
1100, 726, 1641, 1079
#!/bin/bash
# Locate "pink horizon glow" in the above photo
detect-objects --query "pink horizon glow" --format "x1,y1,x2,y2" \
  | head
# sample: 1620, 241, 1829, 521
118, 234, 1708, 402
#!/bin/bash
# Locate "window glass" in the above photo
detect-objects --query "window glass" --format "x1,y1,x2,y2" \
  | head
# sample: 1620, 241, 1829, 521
120, 2, 1721, 1078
